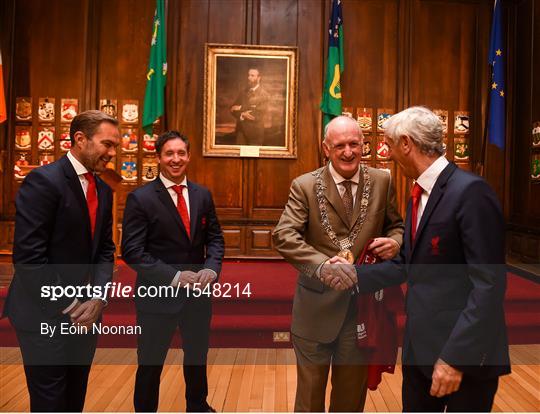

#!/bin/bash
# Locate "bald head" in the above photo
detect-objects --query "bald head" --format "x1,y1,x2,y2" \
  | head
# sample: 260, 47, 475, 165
323, 116, 363, 179
324, 116, 362, 143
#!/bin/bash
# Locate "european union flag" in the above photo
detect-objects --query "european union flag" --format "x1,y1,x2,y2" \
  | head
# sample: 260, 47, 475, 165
487, 0, 505, 149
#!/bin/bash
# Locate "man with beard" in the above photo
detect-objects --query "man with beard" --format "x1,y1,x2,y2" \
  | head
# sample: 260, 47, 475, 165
230, 67, 270, 146
3, 110, 119, 411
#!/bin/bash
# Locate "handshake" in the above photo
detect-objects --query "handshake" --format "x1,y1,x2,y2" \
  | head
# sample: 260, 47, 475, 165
319, 256, 357, 291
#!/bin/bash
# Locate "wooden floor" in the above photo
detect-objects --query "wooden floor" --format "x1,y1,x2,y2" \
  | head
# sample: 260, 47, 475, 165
1, 346, 539, 412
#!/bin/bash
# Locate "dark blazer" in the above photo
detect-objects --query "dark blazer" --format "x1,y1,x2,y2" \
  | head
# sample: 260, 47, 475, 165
4, 155, 115, 330
357, 162, 510, 378
121, 178, 224, 314
230, 86, 270, 145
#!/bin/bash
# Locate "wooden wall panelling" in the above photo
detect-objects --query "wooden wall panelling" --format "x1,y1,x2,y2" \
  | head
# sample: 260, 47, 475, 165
6, 0, 89, 218
0, 221, 14, 254
222, 225, 245, 257
409, 0, 484, 178
251, 0, 310, 223
502, 0, 515, 218
246, 226, 275, 257
530, 0, 540, 228
97, 0, 154, 243
342, 0, 399, 109
507, 0, 540, 261
409, 1, 478, 123
340, 0, 406, 213
183, 0, 246, 221
0, 0, 15, 219
510, 0, 533, 228
81, 0, 100, 111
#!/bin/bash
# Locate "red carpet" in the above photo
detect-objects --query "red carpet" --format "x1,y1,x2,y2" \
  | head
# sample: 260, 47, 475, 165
0, 262, 539, 348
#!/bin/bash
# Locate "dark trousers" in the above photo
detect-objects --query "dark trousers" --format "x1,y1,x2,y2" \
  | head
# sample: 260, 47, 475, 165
402, 364, 499, 412
15, 321, 97, 412
134, 297, 212, 412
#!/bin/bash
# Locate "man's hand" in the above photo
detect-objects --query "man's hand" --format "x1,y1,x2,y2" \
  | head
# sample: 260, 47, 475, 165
241, 110, 255, 121
178, 270, 199, 288
320, 258, 357, 290
368, 238, 400, 260
69, 299, 104, 328
430, 359, 463, 398
197, 269, 217, 289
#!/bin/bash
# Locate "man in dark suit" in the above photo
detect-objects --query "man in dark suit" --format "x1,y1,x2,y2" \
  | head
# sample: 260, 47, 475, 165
230, 67, 270, 146
329, 106, 510, 411
121, 130, 224, 412
3, 110, 120, 411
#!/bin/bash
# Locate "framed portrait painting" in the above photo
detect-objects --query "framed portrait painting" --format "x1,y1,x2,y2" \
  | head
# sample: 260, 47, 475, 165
203, 43, 298, 158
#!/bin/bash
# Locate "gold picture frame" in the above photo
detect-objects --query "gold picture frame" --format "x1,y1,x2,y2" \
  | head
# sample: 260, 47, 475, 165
203, 43, 298, 158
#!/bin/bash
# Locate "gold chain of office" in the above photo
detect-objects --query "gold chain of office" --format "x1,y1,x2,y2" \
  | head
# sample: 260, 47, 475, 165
313, 165, 371, 262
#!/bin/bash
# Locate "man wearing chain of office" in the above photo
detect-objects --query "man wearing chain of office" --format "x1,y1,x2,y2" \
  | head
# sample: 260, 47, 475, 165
273, 116, 404, 412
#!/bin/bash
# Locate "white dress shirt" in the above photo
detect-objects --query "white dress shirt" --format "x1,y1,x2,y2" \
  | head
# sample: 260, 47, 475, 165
67, 150, 94, 198
328, 162, 361, 207
160, 172, 190, 217
413, 156, 449, 231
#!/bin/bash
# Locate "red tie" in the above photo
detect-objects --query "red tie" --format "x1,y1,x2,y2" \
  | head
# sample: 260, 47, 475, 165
84, 173, 98, 238
172, 185, 190, 238
410, 183, 423, 244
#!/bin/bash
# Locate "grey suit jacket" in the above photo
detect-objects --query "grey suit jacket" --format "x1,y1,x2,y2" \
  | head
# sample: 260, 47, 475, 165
273, 165, 404, 343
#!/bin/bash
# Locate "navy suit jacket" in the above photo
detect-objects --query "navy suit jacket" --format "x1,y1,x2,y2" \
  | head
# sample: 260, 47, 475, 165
357, 162, 510, 378
121, 178, 224, 314
4, 155, 115, 330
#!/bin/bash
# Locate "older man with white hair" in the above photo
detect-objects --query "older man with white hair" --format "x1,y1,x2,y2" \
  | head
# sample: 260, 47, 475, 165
273, 116, 404, 412
338, 106, 510, 412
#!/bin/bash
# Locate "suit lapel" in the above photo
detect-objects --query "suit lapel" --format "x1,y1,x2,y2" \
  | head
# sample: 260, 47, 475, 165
404, 199, 413, 262
60, 156, 92, 239
155, 179, 189, 238
410, 163, 457, 259
188, 181, 199, 239
322, 167, 349, 227
91, 178, 107, 257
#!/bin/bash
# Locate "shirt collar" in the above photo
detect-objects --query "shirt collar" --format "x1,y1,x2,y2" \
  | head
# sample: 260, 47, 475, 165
160, 172, 187, 189
250, 84, 260, 92
328, 162, 360, 186
416, 156, 449, 195
67, 151, 89, 176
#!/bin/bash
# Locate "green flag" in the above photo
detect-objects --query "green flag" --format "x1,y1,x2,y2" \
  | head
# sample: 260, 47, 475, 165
320, 0, 344, 130
142, 0, 167, 134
